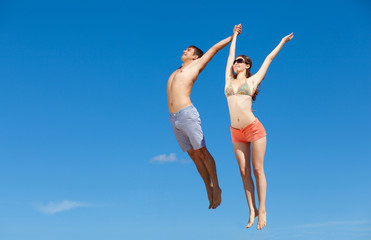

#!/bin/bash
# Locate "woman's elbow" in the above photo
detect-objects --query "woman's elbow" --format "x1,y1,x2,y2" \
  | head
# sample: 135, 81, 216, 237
266, 55, 274, 62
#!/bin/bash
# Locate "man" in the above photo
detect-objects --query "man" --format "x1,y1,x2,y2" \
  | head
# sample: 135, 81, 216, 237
167, 25, 242, 209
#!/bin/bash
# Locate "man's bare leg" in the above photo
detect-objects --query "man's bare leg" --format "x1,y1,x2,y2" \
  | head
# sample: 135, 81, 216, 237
187, 149, 214, 209
193, 147, 222, 209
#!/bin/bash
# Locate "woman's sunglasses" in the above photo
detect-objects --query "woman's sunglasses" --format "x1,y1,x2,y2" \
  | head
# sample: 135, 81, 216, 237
233, 58, 247, 64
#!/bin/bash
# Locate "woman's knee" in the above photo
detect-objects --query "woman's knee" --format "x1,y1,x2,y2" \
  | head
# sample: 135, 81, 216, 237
253, 165, 265, 177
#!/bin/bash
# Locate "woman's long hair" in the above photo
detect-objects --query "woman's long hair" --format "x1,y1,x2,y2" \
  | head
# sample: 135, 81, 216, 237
234, 55, 261, 102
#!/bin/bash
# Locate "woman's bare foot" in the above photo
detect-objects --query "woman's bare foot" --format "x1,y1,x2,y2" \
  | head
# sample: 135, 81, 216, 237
212, 186, 222, 209
257, 210, 267, 230
246, 208, 258, 228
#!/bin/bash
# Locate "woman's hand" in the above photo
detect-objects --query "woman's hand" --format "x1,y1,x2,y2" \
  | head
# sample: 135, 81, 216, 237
282, 32, 294, 43
233, 24, 242, 35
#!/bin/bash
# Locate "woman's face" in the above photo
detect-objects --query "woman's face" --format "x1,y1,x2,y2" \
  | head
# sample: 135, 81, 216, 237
233, 57, 249, 74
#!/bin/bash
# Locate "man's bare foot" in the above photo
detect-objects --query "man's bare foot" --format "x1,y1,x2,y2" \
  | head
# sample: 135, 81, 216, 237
207, 185, 213, 209
246, 208, 258, 228
257, 210, 267, 230
212, 186, 222, 209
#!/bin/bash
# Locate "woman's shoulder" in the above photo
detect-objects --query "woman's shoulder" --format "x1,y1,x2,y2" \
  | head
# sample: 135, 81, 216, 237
225, 75, 235, 85
247, 74, 260, 86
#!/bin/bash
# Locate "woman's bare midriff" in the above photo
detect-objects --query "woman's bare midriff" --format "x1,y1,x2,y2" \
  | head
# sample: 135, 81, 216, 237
227, 95, 256, 129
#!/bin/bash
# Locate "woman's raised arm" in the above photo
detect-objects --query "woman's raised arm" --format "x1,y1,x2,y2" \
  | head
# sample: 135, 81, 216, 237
251, 33, 294, 87
225, 24, 242, 82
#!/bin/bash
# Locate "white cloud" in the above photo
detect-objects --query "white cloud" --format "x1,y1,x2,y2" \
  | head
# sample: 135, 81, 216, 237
151, 153, 177, 163
35, 200, 89, 215
150, 153, 190, 164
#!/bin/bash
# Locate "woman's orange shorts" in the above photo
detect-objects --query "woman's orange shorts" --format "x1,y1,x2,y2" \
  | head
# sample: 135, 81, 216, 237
230, 118, 266, 143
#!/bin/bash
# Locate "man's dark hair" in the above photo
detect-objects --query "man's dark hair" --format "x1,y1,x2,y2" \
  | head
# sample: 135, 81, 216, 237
189, 45, 204, 59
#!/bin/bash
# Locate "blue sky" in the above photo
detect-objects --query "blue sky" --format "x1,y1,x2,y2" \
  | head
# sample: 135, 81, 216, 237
0, 0, 370, 239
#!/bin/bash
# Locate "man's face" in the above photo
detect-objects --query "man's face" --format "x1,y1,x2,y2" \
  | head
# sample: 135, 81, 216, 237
181, 47, 196, 61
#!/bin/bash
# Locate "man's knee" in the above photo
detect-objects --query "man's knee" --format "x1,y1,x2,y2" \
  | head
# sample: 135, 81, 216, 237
194, 147, 208, 161
187, 149, 196, 160
188, 146, 209, 160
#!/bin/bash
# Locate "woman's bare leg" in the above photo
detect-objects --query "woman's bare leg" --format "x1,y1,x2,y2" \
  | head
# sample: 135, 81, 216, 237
233, 142, 258, 228
251, 136, 267, 230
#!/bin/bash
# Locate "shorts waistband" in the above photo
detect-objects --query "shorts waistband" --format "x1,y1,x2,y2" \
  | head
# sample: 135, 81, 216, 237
231, 118, 258, 131
169, 104, 194, 117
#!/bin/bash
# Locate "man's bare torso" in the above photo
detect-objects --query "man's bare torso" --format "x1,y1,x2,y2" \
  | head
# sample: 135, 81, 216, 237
167, 62, 200, 113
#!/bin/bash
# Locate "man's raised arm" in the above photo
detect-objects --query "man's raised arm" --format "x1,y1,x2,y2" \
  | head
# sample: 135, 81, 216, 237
195, 25, 242, 72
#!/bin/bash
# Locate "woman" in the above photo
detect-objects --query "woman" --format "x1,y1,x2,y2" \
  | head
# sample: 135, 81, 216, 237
225, 24, 293, 230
